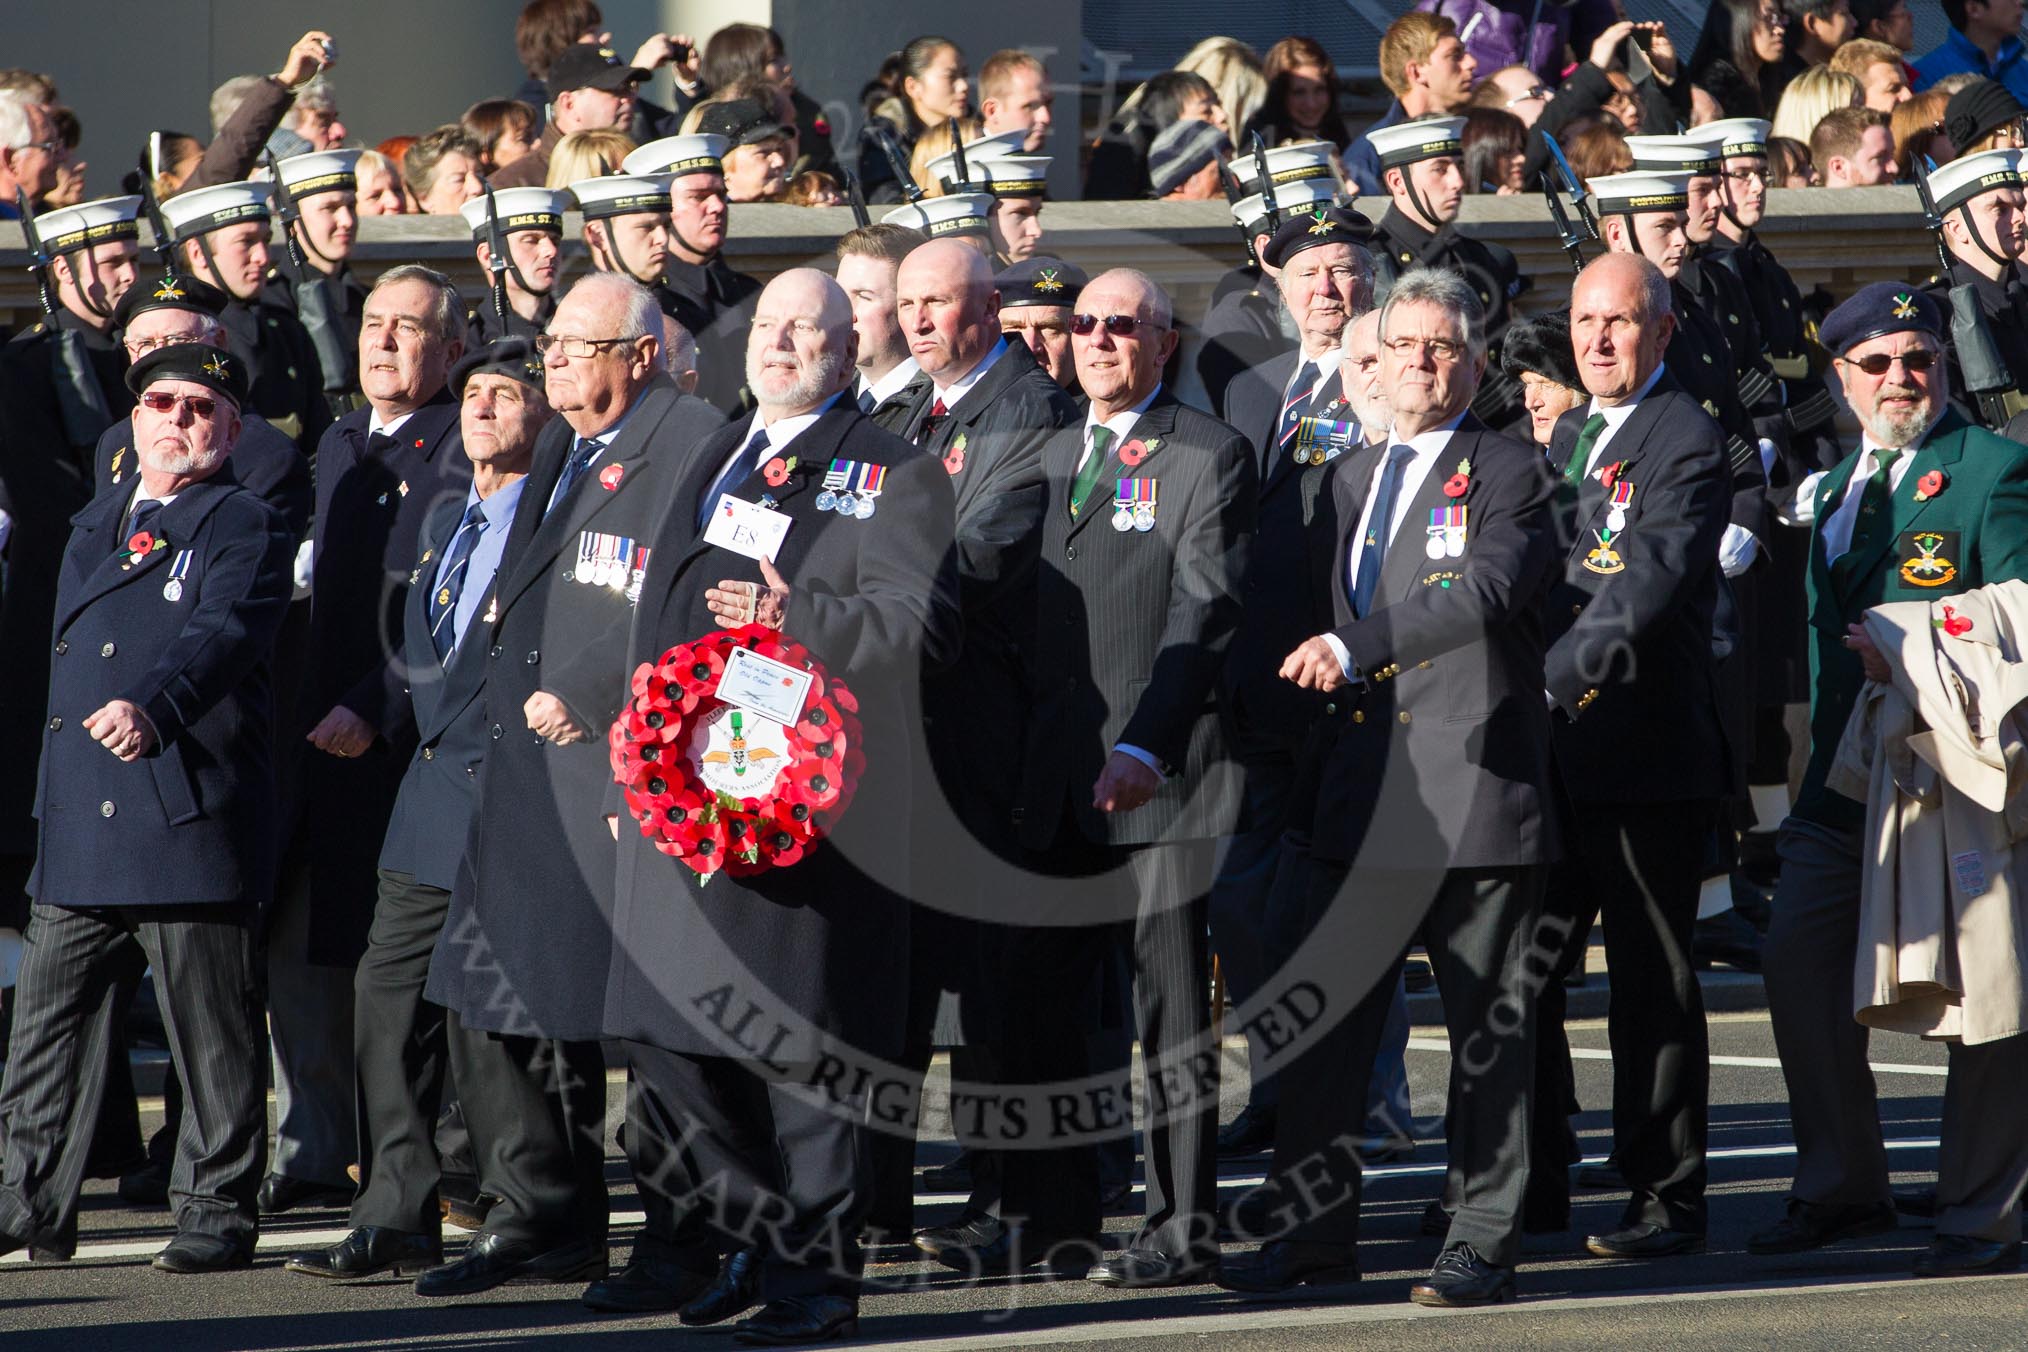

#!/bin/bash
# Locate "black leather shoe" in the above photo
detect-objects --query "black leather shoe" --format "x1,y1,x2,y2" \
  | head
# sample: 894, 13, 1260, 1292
921, 1153, 972, 1191
1409, 1243, 1515, 1306
914, 1213, 1005, 1260
414, 1233, 609, 1296
681, 1247, 761, 1325
118, 1162, 170, 1208
733, 1293, 859, 1345
1214, 1240, 1360, 1293
1215, 1105, 1278, 1159
581, 1252, 713, 1313
1893, 1186, 1938, 1219
1693, 908, 1763, 973
1586, 1222, 1705, 1258
1086, 1248, 1218, 1289
285, 1225, 441, 1279
152, 1232, 253, 1273
932, 1228, 1099, 1276
1913, 1235, 2023, 1277
1748, 1200, 1898, 1255
257, 1172, 354, 1215
1575, 1158, 1626, 1190
1730, 870, 1773, 930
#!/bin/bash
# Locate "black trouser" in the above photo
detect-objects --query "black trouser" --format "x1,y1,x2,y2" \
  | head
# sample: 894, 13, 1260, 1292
1208, 754, 1297, 1112
1531, 799, 1715, 1234
624, 1042, 868, 1301
444, 1011, 607, 1246
1262, 864, 1545, 1267
0, 902, 265, 1256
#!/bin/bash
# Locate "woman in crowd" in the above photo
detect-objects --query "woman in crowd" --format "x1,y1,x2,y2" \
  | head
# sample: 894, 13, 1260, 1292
1463, 107, 1527, 193
1174, 36, 1266, 144
1244, 36, 1351, 152
1942, 79, 2027, 158
860, 35, 970, 199
402, 126, 486, 215
1501, 313, 1587, 448
461, 98, 540, 176
911, 114, 984, 196
545, 128, 634, 188
702, 22, 837, 176
1892, 88, 1953, 179
1770, 65, 1860, 144
354, 148, 408, 214
1768, 135, 1816, 186
1691, 0, 1789, 117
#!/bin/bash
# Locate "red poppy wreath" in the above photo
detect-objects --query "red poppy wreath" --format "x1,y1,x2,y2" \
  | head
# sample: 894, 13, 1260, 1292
609, 624, 865, 878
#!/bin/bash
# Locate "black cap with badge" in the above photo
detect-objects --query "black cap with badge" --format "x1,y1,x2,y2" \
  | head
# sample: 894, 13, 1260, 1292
125, 341, 249, 409
694, 98, 793, 149
452, 337, 547, 397
1261, 206, 1375, 270
1817, 281, 1945, 358
996, 255, 1086, 309
113, 273, 230, 329
547, 43, 648, 104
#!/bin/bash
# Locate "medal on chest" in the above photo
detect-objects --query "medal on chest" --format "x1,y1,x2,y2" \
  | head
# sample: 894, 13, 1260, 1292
1604, 479, 1635, 535
161, 548, 194, 601
1112, 478, 1158, 532
1424, 504, 1467, 559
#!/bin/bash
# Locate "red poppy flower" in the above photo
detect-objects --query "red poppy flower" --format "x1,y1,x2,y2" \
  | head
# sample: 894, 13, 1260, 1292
1915, 469, 1946, 502
1599, 461, 1624, 489
813, 114, 830, 136
830, 681, 860, 717
599, 463, 625, 490
1940, 604, 1974, 637
1118, 439, 1149, 467
128, 531, 156, 555
763, 457, 791, 487
672, 644, 727, 698
1442, 473, 1469, 498
944, 446, 966, 475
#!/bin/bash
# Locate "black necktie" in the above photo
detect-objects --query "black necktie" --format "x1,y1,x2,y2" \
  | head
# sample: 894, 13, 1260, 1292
698, 427, 770, 530
119, 498, 162, 555
1352, 444, 1415, 618
1834, 446, 1902, 579
547, 436, 602, 515
429, 500, 488, 662
857, 386, 877, 415
1278, 360, 1319, 450
366, 429, 398, 457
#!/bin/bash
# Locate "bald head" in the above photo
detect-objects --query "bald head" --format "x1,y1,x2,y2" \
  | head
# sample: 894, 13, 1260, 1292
747, 267, 859, 417
1570, 253, 1675, 405
897, 237, 1002, 386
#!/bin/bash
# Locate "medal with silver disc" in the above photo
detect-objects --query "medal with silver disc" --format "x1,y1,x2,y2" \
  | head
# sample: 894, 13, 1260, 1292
815, 461, 848, 513
162, 548, 193, 601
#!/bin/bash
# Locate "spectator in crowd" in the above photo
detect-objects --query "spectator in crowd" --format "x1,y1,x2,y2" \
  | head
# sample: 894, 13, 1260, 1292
377, 134, 418, 180
1832, 38, 1915, 111
1463, 107, 1527, 192
782, 169, 843, 206
544, 128, 633, 188
861, 35, 970, 199
1768, 133, 1818, 183
1244, 37, 1352, 153
1347, 12, 1478, 197
1175, 37, 1265, 143
1771, 65, 1862, 142
1085, 71, 1222, 201
1691, 0, 1791, 117
1146, 118, 1229, 200
1943, 77, 2028, 155
1852, 0, 1916, 51
1471, 65, 1553, 127
1893, 89, 1956, 175
133, 132, 202, 199
1567, 119, 1633, 184
0, 91, 59, 217
510, 0, 699, 139
910, 116, 983, 197
1914, 0, 2028, 105
1415, 0, 1619, 86
354, 148, 407, 214
701, 23, 838, 175
288, 77, 346, 151
697, 97, 794, 203
0, 68, 56, 103
492, 40, 645, 189
402, 126, 486, 215
1780, 0, 1859, 78
1604, 69, 1647, 131
1811, 105, 1898, 185
976, 49, 1053, 155
1499, 311, 1587, 447
42, 106, 82, 210
462, 98, 541, 175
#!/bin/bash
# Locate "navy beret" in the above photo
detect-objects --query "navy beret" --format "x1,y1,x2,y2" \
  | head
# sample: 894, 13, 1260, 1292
1818, 281, 1944, 358
995, 255, 1085, 309
113, 273, 230, 330
125, 341, 249, 409
452, 337, 547, 397
1261, 206, 1375, 270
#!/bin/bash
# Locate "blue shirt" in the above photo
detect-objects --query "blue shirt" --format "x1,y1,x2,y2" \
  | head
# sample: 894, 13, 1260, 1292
434, 476, 525, 652
1344, 99, 1407, 199
1913, 27, 2028, 106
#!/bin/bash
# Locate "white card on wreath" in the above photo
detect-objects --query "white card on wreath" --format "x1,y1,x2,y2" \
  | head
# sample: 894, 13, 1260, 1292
716, 646, 815, 726
703, 494, 791, 562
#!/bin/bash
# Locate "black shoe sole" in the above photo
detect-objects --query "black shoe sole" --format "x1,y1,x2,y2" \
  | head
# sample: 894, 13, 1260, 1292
1585, 1235, 1707, 1259
285, 1255, 440, 1279
734, 1319, 858, 1346
1409, 1282, 1515, 1307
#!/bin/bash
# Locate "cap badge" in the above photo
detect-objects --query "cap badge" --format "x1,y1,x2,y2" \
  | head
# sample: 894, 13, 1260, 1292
1892, 292, 1918, 319
152, 279, 185, 302
201, 353, 230, 379
1035, 267, 1063, 292
1306, 209, 1333, 236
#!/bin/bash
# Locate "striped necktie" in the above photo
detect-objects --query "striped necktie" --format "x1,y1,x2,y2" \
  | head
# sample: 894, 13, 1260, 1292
1277, 360, 1320, 449
429, 500, 489, 662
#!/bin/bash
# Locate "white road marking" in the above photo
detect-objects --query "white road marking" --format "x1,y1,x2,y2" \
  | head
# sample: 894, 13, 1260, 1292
1405, 1038, 1949, 1077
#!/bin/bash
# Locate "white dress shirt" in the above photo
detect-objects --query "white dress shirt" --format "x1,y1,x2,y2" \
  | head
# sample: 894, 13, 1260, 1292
1819, 436, 1920, 564
930, 337, 1008, 406
858, 356, 921, 408
1578, 363, 1667, 474
715, 391, 846, 490
366, 407, 419, 443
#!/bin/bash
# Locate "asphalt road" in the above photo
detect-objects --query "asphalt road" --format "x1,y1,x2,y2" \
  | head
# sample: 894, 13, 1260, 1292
3, 1006, 2022, 1351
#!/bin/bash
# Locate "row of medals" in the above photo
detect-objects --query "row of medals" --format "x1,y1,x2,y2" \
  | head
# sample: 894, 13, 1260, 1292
1112, 501, 1157, 533
814, 488, 879, 519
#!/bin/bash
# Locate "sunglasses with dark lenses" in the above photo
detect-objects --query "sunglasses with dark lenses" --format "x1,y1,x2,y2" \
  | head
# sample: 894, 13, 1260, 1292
1842, 349, 1939, 376
1069, 313, 1153, 338
140, 390, 219, 418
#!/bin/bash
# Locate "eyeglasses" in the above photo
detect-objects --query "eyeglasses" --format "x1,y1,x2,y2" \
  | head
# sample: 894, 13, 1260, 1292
1505, 85, 1549, 108
139, 390, 218, 418
1723, 167, 1770, 187
533, 333, 632, 358
1069, 313, 1156, 337
124, 334, 202, 356
1839, 349, 1939, 376
1384, 335, 1466, 361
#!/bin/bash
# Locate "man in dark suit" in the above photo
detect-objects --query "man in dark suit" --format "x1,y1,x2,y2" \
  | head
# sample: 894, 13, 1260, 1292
1529, 252, 1732, 1261
995, 268, 1256, 1289
1752, 284, 2028, 1277
265, 266, 471, 1217
836, 222, 928, 430
0, 344, 290, 1272
874, 236, 1077, 1246
600, 268, 959, 1342
422, 273, 724, 1300
284, 339, 550, 1282
1218, 266, 1560, 1306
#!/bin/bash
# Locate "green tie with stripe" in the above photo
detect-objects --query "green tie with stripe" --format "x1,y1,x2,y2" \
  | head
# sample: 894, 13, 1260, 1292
1070, 425, 1115, 518
1562, 412, 1608, 486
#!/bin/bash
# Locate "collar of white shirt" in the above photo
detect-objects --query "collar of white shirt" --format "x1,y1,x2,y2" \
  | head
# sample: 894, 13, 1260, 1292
859, 356, 921, 407
368, 408, 419, 441
931, 337, 1008, 407
1293, 345, 1344, 396
1082, 382, 1164, 446
1585, 361, 1667, 428
735, 389, 847, 466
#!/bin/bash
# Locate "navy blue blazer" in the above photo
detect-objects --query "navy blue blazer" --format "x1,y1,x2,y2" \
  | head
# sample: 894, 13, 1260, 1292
31, 470, 292, 907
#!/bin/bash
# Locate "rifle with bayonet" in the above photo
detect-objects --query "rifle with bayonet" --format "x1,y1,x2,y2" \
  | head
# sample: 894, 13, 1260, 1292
871, 126, 924, 203
1539, 131, 1592, 274
482, 181, 510, 332
842, 166, 871, 228
265, 149, 354, 416
949, 122, 971, 193
17, 187, 115, 446
1249, 131, 1281, 233
1220, 162, 1263, 268
1917, 162, 2021, 428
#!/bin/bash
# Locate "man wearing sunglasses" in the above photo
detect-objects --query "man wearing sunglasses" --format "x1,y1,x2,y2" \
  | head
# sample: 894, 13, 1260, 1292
1753, 282, 2028, 1278
1918, 147, 2028, 432
0, 342, 291, 1273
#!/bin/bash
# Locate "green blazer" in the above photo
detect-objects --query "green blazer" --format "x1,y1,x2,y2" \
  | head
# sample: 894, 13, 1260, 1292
1799, 411, 2028, 824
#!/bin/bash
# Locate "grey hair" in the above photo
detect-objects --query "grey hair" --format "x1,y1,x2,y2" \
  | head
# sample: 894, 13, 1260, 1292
1378, 266, 1487, 363
293, 75, 337, 117
0, 91, 30, 151
569, 271, 662, 344
661, 315, 698, 379
372, 264, 465, 346
209, 74, 269, 137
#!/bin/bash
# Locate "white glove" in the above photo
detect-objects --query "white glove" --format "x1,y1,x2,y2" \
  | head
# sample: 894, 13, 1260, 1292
0, 507, 12, 557
293, 538, 314, 599
1779, 469, 1828, 527
1719, 523, 1760, 578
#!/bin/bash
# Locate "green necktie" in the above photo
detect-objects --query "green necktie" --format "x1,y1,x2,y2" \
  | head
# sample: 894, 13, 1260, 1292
1838, 446, 1902, 574
1562, 412, 1608, 486
1070, 424, 1115, 518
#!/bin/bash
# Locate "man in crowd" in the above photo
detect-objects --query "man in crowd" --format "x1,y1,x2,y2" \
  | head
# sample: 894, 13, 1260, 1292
0, 344, 290, 1272
1830, 38, 1915, 111
0, 90, 60, 215
835, 221, 928, 429
460, 187, 569, 347
264, 148, 368, 415
997, 255, 1085, 394
286, 338, 549, 1282
1914, 0, 2028, 104
1347, 12, 1478, 198
978, 49, 1052, 153
1754, 282, 2028, 1277
1811, 107, 1897, 189
491, 41, 645, 189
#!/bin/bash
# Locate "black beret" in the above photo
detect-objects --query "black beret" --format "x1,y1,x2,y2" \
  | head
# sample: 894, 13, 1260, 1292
1945, 79, 2025, 155
1500, 313, 1583, 391
1261, 206, 1375, 270
696, 97, 792, 149
1818, 281, 1944, 357
124, 341, 249, 409
113, 273, 229, 330
995, 255, 1086, 309
451, 337, 547, 397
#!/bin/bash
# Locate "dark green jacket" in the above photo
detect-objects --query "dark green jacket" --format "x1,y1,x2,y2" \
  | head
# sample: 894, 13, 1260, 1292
1799, 412, 2028, 824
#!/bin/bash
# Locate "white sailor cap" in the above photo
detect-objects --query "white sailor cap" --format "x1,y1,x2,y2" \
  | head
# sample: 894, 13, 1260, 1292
927, 152, 1050, 198
1231, 176, 1340, 233
569, 173, 674, 221
273, 149, 361, 202
621, 134, 728, 179
1365, 117, 1466, 169
1624, 135, 1722, 176
1229, 138, 1338, 192
1926, 147, 2023, 213
1695, 118, 1772, 161
159, 180, 272, 243
33, 195, 143, 255
883, 192, 994, 240
459, 187, 571, 239
1587, 170, 1693, 215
